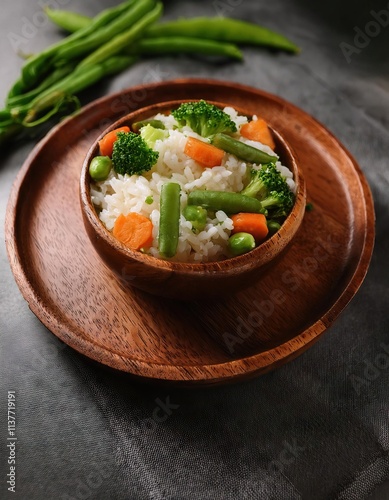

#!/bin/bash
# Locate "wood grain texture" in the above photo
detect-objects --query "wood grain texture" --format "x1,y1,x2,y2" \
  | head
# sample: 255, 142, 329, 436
5, 79, 375, 385
80, 99, 306, 300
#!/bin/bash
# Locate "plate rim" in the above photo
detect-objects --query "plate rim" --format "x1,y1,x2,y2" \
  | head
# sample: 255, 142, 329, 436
5, 78, 375, 384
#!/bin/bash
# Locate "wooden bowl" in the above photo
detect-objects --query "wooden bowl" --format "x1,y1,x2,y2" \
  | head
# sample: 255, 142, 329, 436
80, 100, 306, 300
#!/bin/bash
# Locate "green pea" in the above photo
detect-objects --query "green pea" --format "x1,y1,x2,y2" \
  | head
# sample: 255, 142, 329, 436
228, 232, 256, 256
267, 220, 281, 235
89, 155, 112, 181
145, 195, 154, 205
183, 205, 207, 232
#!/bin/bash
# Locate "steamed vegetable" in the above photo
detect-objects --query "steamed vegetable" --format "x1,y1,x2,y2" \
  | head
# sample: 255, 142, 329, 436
113, 212, 153, 250
112, 131, 159, 175
159, 183, 181, 258
99, 126, 131, 157
172, 100, 237, 138
230, 213, 269, 242
183, 205, 208, 232
211, 133, 277, 165
228, 232, 256, 256
132, 119, 165, 134
241, 163, 294, 218
140, 123, 167, 148
89, 156, 112, 181
184, 136, 225, 167
187, 190, 267, 215
240, 118, 275, 150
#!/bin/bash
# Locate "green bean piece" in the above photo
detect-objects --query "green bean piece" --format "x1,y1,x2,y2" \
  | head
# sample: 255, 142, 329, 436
211, 133, 277, 165
183, 205, 208, 232
187, 190, 266, 215
228, 232, 256, 256
78, 2, 163, 68
267, 220, 281, 235
54, 0, 154, 65
146, 17, 300, 53
131, 119, 165, 133
89, 156, 112, 181
159, 183, 181, 258
44, 7, 92, 33
130, 36, 243, 60
20, 0, 135, 89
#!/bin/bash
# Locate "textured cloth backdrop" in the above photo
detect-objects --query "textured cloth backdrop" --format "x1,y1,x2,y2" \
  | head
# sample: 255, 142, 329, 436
1, 0, 388, 499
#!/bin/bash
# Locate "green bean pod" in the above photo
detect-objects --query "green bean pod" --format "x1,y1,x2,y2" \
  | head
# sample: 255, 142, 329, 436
20, 0, 135, 89
211, 133, 277, 165
130, 36, 243, 60
54, 0, 155, 65
21, 56, 136, 124
79, 1, 163, 68
146, 17, 300, 53
7, 63, 75, 108
187, 190, 266, 215
44, 7, 92, 33
159, 183, 181, 258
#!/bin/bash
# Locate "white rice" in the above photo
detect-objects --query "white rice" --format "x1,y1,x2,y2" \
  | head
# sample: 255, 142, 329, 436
91, 107, 296, 262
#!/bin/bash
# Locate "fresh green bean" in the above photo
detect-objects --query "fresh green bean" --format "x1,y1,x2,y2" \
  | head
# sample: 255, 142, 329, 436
21, 56, 136, 124
146, 17, 300, 53
44, 7, 92, 33
187, 190, 266, 214
54, 0, 155, 65
19, 0, 135, 89
78, 2, 163, 68
7, 63, 75, 108
159, 183, 181, 258
132, 119, 165, 134
211, 133, 277, 165
183, 205, 208, 232
7, 79, 27, 100
129, 36, 243, 60
89, 156, 112, 181
228, 232, 256, 256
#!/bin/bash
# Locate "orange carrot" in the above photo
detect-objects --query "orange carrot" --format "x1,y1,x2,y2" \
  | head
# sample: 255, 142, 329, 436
240, 118, 275, 150
184, 136, 225, 168
231, 213, 269, 242
99, 126, 130, 157
113, 213, 153, 250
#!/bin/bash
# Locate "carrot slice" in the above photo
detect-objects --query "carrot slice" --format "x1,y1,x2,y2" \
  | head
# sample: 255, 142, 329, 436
184, 136, 225, 168
240, 119, 275, 150
113, 213, 153, 250
99, 126, 130, 157
231, 213, 269, 242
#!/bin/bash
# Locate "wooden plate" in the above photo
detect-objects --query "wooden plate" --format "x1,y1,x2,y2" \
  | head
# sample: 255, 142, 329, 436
5, 79, 375, 385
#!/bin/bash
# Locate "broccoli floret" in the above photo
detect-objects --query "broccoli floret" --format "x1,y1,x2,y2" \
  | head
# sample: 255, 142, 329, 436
260, 189, 294, 217
171, 100, 237, 138
241, 162, 294, 217
241, 163, 286, 198
112, 131, 159, 176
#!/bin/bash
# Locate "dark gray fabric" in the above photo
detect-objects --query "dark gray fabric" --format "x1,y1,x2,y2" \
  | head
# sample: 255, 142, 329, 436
1, 0, 389, 499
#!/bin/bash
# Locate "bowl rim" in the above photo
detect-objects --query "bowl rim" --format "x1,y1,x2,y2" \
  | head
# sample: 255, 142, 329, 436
80, 99, 306, 274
